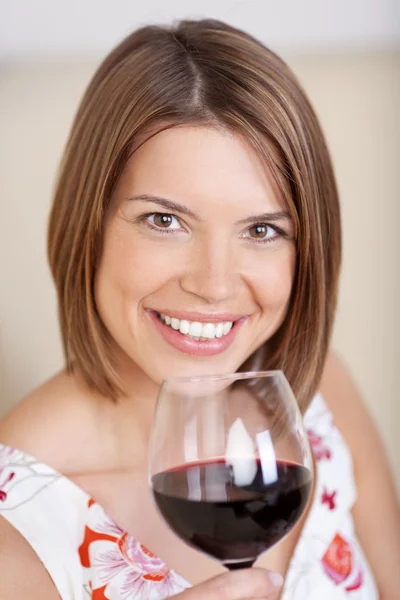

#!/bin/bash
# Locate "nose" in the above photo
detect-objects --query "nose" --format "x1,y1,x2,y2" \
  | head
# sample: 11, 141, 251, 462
179, 236, 240, 304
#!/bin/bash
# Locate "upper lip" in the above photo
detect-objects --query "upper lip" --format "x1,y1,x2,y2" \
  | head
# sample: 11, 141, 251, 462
149, 309, 247, 323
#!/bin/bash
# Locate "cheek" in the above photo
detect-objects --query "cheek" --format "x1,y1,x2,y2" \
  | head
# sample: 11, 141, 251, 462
96, 226, 171, 304
250, 248, 295, 311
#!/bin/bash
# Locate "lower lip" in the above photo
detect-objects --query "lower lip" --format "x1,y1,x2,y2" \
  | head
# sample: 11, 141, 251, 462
147, 311, 246, 357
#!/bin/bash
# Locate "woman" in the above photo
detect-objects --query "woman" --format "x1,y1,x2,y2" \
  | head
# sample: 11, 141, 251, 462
0, 18, 398, 600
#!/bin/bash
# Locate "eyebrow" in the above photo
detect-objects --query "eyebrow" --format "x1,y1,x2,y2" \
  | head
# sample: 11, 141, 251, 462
128, 194, 200, 220
237, 211, 291, 225
128, 194, 291, 224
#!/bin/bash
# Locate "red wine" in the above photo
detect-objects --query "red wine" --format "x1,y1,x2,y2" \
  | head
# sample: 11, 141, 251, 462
152, 458, 312, 569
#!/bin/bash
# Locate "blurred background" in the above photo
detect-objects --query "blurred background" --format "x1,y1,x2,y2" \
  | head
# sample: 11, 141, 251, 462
0, 0, 399, 490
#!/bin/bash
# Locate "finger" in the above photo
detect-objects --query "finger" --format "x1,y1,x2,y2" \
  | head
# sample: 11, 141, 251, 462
173, 568, 283, 599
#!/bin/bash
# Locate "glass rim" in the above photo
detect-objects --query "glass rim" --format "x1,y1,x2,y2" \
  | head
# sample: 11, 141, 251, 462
162, 369, 286, 386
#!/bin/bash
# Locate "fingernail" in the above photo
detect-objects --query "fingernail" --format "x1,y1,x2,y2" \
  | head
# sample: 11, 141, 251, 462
269, 572, 284, 588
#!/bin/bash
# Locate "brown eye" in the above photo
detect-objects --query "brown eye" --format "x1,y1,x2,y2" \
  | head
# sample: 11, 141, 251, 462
243, 223, 280, 243
249, 224, 269, 238
153, 214, 174, 228
145, 213, 182, 233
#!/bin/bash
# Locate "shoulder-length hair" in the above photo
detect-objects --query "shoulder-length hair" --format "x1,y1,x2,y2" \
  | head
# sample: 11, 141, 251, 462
48, 19, 341, 410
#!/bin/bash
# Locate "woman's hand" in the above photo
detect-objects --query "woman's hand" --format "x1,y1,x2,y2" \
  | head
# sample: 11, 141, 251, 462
171, 568, 284, 599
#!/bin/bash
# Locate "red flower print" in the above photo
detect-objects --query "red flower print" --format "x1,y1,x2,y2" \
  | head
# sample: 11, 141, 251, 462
91, 585, 108, 599
322, 533, 352, 584
0, 470, 15, 502
322, 533, 364, 592
307, 429, 332, 461
321, 487, 337, 510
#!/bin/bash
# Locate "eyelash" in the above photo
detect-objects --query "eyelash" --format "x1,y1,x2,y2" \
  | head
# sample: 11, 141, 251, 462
138, 212, 286, 244
139, 213, 185, 235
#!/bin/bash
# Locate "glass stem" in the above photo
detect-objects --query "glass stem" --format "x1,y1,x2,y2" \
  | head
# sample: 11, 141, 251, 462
226, 559, 255, 570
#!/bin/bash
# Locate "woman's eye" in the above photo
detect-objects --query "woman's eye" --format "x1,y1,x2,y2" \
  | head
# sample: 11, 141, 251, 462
245, 223, 278, 241
148, 213, 181, 230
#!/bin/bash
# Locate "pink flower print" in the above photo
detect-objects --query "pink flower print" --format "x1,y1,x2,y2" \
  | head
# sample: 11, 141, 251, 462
118, 535, 169, 580
0, 445, 20, 467
321, 487, 337, 510
0, 447, 16, 502
96, 533, 186, 598
307, 429, 332, 461
80, 498, 189, 599
345, 568, 364, 592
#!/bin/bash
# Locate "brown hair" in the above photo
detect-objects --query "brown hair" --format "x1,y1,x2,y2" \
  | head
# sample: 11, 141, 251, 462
48, 19, 341, 410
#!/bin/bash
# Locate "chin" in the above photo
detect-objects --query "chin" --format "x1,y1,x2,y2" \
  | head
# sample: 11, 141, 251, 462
144, 352, 253, 387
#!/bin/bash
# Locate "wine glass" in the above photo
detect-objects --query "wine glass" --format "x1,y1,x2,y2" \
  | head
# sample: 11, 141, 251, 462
149, 371, 313, 570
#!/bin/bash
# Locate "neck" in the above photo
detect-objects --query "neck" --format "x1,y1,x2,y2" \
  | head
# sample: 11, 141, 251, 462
106, 352, 162, 469
73, 351, 161, 471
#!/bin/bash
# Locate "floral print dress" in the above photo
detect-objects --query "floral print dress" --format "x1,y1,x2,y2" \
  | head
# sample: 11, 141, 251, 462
0, 393, 378, 599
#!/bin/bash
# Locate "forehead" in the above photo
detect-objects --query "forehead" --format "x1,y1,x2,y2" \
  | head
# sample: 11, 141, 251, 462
117, 126, 285, 213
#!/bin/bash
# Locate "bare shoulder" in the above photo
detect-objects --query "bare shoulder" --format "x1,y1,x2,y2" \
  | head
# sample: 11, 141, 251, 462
0, 371, 107, 474
319, 351, 393, 475
320, 351, 400, 597
319, 350, 396, 488
0, 516, 61, 599
319, 351, 374, 451
0, 376, 108, 599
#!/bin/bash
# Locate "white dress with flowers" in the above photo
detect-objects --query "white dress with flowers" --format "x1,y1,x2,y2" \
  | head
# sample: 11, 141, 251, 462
0, 393, 378, 599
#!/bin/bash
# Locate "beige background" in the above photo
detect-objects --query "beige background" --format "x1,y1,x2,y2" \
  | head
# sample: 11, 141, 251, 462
0, 51, 399, 491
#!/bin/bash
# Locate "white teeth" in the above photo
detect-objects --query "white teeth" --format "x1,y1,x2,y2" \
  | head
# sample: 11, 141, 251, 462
202, 323, 216, 339
189, 322, 203, 337
171, 318, 180, 330
215, 323, 224, 338
179, 320, 190, 335
223, 321, 233, 335
159, 313, 234, 340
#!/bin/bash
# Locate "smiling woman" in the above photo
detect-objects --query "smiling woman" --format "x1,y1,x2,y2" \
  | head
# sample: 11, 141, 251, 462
0, 17, 399, 600
96, 127, 296, 373
48, 22, 340, 410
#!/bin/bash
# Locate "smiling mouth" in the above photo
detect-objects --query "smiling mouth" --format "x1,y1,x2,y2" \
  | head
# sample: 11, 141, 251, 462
155, 312, 237, 342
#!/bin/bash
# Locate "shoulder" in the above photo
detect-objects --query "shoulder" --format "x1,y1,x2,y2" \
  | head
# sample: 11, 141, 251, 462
319, 350, 361, 414
318, 352, 398, 484
319, 351, 376, 460
0, 516, 61, 599
0, 371, 109, 475
0, 374, 98, 599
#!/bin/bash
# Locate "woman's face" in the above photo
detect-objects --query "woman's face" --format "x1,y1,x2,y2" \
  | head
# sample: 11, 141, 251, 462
95, 126, 296, 386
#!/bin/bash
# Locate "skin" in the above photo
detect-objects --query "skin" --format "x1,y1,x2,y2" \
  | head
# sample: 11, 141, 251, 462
0, 126, 399, 599
96, 126, 295, 391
